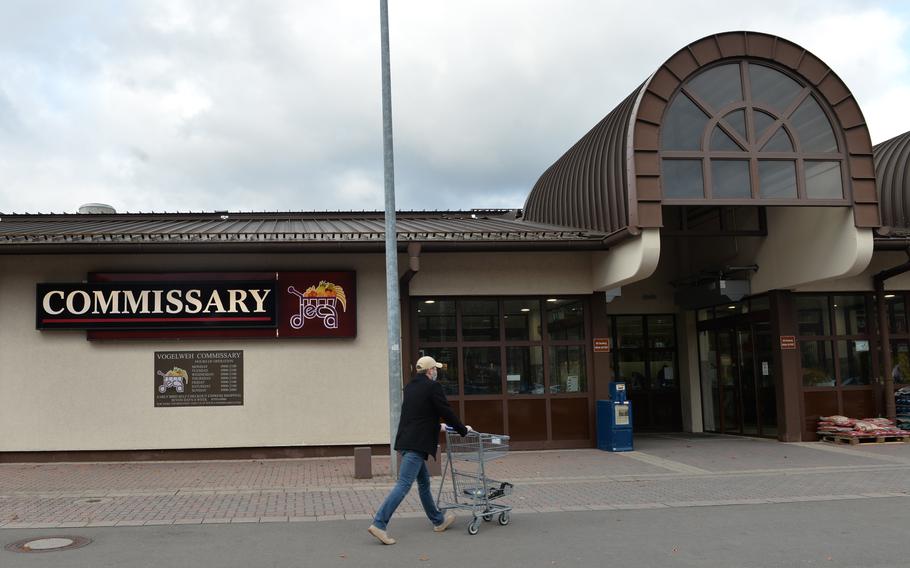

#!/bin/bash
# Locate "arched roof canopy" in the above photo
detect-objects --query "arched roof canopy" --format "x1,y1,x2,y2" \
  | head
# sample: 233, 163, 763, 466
874, 130, 910, 234
524, 31, 879, 235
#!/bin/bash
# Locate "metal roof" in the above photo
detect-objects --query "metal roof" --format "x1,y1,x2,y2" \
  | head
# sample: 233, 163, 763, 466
524, 31, 879, 234
0, 210, 614, 253
874, 130, 910, 234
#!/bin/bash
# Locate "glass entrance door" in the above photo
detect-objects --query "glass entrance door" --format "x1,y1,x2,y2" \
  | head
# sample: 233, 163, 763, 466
698, 302, 777, 437
718, 330, 741, 434
738, 326, 759, 435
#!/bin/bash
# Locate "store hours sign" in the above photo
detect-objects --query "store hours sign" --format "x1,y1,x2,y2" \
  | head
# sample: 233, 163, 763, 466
155, 351, 243, 407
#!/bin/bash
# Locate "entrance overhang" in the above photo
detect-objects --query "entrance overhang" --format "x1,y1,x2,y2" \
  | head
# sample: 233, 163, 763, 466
751, 207, 873, 293
591, 229, 661, 291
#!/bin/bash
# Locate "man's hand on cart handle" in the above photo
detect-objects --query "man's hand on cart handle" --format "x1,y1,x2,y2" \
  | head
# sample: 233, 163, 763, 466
440, 423, 475, 433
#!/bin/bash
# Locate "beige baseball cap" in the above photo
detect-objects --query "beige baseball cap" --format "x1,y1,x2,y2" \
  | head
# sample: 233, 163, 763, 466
415, 356, 444, 372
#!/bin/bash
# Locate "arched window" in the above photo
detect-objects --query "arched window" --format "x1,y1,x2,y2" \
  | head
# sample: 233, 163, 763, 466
660, 61, 847, 202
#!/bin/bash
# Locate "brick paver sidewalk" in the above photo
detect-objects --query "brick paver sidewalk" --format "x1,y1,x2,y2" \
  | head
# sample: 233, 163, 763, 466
2, 434, 908, 529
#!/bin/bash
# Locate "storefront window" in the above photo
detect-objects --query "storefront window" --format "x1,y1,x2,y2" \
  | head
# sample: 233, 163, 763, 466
549, 346, 586, 393
462, 300, 499, 341
796, 295, 830, 336
506, 346, 544, 395
420, 346, 458, 395
795, 293, 876, 391
801, 340, 835, 387
892, 340, 910, 385
611, 314, 678, 392
838, 340, 871, 385
417, 300, 456, 342
833, 295, 867, 336
416, 297, 588, 402
464, 346, 501, 394
650, 352, 677, 389
887, 295, 907, 334
616, 317, 644, 349
547, 300, 585, 340
647, 315, 675, 348
504, 300, 542, 341
616, 351, 646, 390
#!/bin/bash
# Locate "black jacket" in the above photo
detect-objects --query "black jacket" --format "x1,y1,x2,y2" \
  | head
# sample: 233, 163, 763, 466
394, 374, 468, 459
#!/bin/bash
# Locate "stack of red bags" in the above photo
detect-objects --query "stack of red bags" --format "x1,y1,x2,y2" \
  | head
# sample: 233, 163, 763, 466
817, 415, 910, 438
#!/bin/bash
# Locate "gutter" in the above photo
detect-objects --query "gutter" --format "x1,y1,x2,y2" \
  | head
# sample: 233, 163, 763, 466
874, 237, 910, 250
0, 228, 635, 255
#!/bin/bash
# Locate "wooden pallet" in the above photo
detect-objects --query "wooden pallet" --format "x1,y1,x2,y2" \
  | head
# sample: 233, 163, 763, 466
818, 433, 910, 445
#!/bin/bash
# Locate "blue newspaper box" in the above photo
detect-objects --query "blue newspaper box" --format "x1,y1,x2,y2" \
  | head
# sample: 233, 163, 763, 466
597, 382, 633, 452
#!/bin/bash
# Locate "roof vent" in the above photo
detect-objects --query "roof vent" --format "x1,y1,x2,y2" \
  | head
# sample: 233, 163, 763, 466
78, 203, 117, 214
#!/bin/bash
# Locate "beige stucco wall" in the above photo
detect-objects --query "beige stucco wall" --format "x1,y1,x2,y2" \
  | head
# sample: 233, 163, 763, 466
796, 250, 910, 292
1, 249, 598, 453
408, 251, 594, 296
0, 253, 392, 452
751, 207, 873, 293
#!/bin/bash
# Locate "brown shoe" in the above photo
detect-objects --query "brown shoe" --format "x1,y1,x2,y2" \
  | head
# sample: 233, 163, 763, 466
368, 524, 396, 545
433, 511, 456, 533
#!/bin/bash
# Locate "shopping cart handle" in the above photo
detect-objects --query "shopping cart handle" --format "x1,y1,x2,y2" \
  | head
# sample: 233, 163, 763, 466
443, 426, 476, 434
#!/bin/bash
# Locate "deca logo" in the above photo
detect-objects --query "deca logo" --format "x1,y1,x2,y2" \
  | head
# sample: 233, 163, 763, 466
287, 281, 348, 330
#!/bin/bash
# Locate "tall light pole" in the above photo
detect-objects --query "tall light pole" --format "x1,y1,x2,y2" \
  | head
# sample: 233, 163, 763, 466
379, 0, 402, 478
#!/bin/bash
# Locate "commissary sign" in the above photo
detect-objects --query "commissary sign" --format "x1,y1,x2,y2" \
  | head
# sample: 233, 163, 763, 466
36, 280, 277, 330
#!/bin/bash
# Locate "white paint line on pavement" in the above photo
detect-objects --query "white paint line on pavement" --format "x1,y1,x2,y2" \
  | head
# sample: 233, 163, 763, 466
4, 494, 910, 530
611, 503, 670, 510
6, 462, 910, 501
617, 451, 711, 474
793, 442, 910, 465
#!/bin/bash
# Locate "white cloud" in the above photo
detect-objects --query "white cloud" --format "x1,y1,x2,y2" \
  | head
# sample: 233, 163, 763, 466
0, 0, 907, 213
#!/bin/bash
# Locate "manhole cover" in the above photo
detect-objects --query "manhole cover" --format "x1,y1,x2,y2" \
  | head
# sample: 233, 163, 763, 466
73, 497, 113, 505
5, 535, 92, 553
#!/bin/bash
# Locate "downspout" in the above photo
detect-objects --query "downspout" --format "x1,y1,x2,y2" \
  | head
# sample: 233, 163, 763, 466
399, 242, 421, 287
874, 247, 910, 422
399, 242, 422, 384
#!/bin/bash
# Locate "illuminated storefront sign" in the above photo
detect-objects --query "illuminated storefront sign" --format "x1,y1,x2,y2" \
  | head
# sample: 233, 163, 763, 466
36, 271, 356, 338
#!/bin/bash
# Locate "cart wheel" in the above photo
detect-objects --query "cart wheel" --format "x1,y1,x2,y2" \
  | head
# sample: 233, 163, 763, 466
498, 511, 510, 526
468, 518, 480, 535
482, 512, 493, 522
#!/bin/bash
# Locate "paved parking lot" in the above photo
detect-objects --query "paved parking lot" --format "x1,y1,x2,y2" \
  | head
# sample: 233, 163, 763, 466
1, 434, 908, 529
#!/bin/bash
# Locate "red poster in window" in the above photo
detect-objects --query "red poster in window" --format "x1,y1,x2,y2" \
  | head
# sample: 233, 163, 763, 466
277, 272, 357, 338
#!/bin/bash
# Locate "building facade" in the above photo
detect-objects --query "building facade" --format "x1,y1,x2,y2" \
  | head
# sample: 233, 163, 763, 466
2, 31, 909, 461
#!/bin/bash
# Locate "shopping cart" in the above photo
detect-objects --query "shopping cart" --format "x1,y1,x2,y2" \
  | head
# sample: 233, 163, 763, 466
435, 429, 514, 535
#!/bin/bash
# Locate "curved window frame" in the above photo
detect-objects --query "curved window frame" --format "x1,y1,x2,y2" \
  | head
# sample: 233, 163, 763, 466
659, 60, 850, 205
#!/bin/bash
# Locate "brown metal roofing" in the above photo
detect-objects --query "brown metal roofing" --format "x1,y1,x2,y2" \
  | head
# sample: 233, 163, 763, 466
0, 210, 615, 253
524, 31, 878, 234
874, 130, 910, 234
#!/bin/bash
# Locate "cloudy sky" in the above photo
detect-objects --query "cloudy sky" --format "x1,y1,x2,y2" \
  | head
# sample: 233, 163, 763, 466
0, 1, 907, 214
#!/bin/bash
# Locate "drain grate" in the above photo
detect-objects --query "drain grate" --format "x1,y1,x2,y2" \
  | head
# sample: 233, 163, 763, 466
5, 535, 92, 554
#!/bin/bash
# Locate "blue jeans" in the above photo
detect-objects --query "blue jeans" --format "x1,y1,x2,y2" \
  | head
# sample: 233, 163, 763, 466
372, 450, 445, 530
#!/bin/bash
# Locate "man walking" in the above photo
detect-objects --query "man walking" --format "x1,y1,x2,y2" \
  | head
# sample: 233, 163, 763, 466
368, 356, 470, 545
